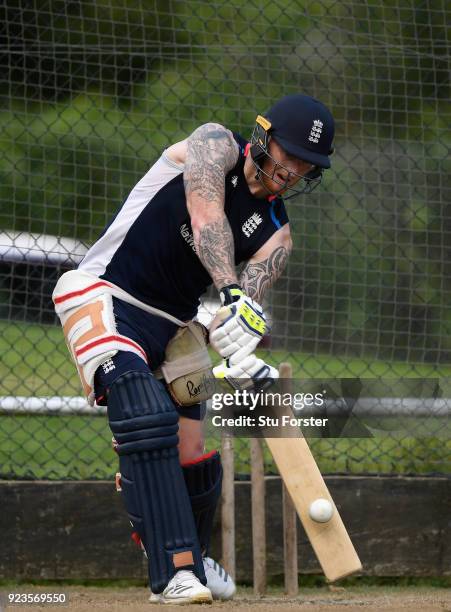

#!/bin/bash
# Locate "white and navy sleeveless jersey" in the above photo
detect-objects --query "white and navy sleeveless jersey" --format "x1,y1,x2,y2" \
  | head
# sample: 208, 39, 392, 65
79, 133, 289, 320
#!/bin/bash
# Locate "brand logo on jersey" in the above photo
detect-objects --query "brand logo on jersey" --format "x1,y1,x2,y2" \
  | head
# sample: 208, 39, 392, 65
180, 223, 196, 252
242, 212, 263, 238
101, 358, 115, 374
231, 175, 238, 188
308, 119, 323, 144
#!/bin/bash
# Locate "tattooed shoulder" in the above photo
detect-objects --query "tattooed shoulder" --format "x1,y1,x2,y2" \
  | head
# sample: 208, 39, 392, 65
184, 123, 239, 202
240, 245, 290, 303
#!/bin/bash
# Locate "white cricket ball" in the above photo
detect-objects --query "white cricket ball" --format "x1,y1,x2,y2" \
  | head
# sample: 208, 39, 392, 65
309, 498, 334, 523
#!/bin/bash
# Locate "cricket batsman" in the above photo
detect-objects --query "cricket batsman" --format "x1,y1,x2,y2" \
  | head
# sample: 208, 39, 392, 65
53, 93, 334, 604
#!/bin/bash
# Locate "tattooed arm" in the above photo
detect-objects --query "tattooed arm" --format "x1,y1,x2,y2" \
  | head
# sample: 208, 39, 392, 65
184, 123, 239, 289
239, 225, 292, 303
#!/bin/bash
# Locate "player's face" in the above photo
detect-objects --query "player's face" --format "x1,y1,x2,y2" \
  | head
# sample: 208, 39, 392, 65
260, 139, 315, 196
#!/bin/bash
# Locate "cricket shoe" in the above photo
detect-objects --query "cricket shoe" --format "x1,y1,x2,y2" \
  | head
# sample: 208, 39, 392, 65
149, 558, 235, 603
151, 569, 212, 605
202, 557, 236, 600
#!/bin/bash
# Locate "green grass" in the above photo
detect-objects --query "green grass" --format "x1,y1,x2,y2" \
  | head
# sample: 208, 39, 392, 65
0, 320, 450, 479
1, 412, 448, 480
0, 321, 80, 396
2, 320, 451, 397
0, 413, 117, 480
206, 431, 451, 477
262, 349, 451, 379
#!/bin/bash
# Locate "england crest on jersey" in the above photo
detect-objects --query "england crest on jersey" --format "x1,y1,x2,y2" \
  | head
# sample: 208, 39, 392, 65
242, 212, 263, 238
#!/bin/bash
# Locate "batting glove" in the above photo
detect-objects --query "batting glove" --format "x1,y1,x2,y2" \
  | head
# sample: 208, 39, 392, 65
213, 353, 278, 393
210, 284, 267, 363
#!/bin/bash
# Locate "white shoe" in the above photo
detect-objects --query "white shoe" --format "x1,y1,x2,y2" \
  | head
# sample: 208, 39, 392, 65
202, 557, 236, 600
150, 569, 212, 605
149, 559, 235, 603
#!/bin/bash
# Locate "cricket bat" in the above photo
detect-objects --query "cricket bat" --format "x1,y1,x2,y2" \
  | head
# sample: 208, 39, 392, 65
211, 309, 362, 581
265, 434, 362, 581
264, 363, 362, 581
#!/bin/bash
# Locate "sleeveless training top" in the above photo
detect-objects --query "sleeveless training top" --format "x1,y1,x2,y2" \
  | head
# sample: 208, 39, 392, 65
79, 133, 289, 320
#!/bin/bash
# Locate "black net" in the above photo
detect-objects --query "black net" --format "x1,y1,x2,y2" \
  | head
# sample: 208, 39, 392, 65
0, 0, 449, 479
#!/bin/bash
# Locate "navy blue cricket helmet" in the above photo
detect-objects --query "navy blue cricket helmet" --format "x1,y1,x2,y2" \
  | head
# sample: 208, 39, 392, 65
250, 93, 335, 197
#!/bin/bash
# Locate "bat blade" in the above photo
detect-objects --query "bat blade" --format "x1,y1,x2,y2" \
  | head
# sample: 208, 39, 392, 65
265, 435, 362, 581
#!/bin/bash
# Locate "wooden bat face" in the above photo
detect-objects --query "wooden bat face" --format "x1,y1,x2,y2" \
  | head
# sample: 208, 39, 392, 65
265, 435, 362, 581
210, 309, 362, 580
265, 363, 362, 581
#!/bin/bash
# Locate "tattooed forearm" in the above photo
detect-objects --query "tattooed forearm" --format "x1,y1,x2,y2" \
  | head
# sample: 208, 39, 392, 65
197, 217, 237, 289
184, 123, 239, 203
186, 123, 240, 289
239, 246, 290, 303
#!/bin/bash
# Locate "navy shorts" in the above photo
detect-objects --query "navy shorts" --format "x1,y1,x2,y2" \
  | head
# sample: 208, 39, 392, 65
93, 297, 206, 421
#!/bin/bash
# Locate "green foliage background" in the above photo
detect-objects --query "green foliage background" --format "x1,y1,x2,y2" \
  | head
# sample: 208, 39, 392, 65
1, 1, 449, 361
0, 1, 449, 477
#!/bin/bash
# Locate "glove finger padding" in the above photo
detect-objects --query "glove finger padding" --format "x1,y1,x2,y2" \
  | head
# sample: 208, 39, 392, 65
228, 339, 261, 365
213, 355, 279, 392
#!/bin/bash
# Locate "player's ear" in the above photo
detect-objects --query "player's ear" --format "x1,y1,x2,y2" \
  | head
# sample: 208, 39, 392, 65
305, 166, 322, 180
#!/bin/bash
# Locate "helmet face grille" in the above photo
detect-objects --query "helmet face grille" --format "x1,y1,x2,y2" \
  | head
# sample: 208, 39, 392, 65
249, 121, 323, 199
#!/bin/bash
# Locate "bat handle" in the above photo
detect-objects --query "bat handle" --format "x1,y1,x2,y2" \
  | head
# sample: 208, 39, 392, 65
215, 305, 232, 322
209, 305, 233, 334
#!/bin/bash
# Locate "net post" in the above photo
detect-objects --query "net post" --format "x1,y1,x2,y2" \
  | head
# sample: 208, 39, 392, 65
250, 437, 266, 595
221, 431, 236, 578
